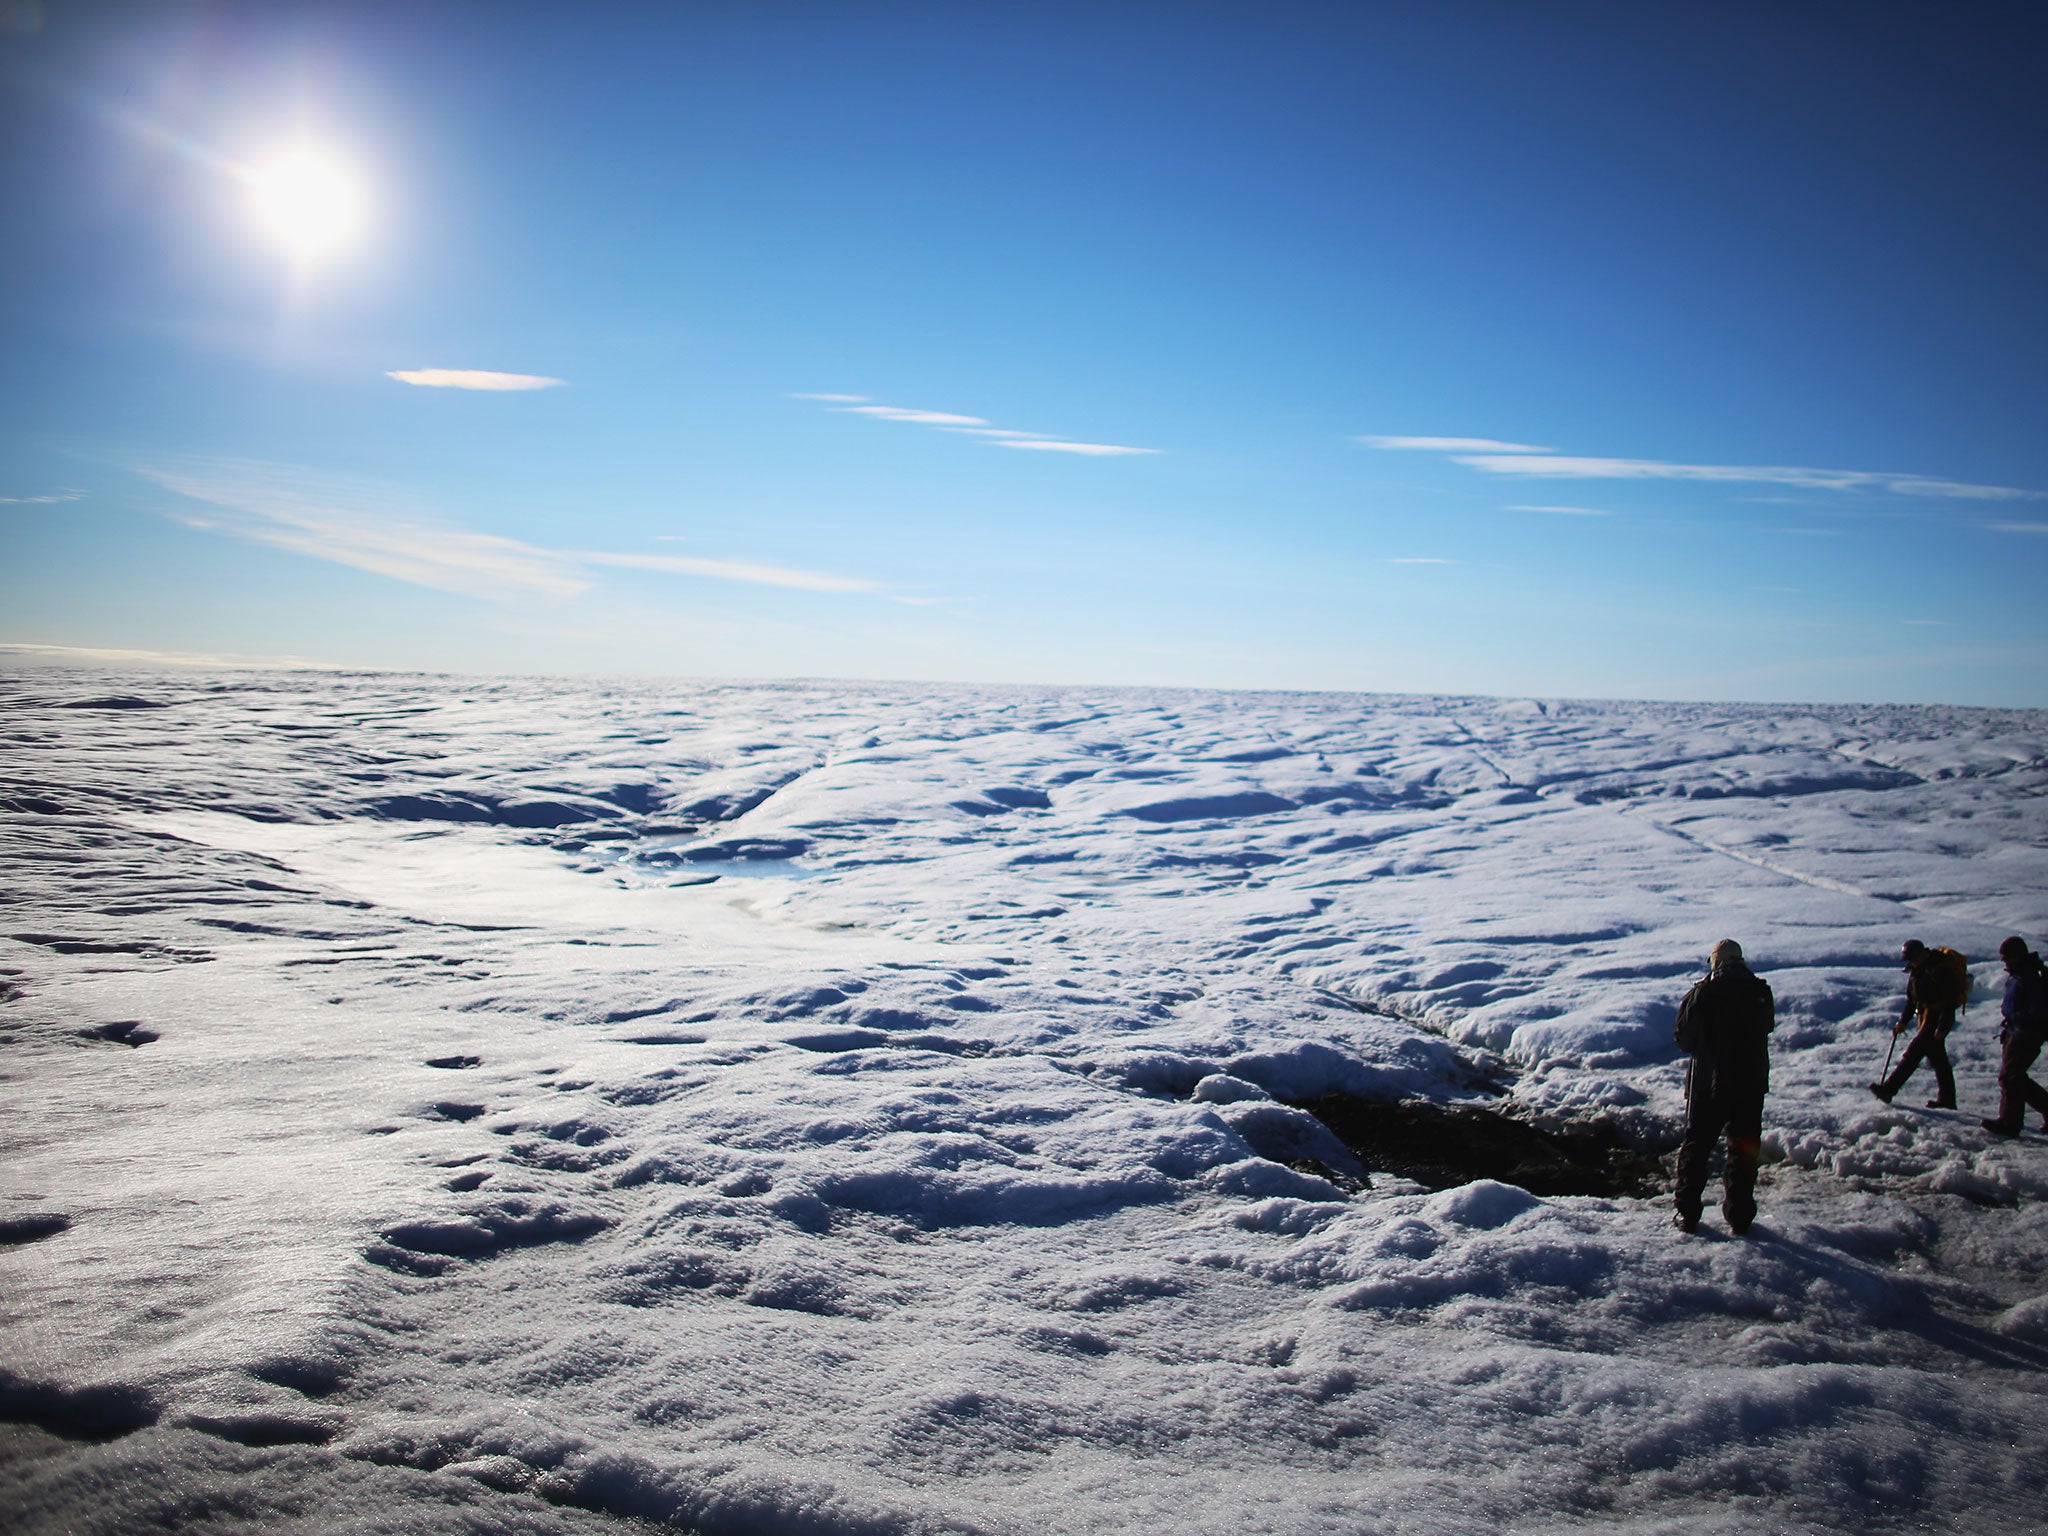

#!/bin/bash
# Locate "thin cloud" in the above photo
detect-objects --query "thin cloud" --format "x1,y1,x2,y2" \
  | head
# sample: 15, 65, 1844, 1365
1452, 453, 2041, 501
140, 460, 588, 601
1505, 503, 1612, 517
803, 395, 1156, 456
0, 641, 342, 670
387, 369, 565, 391
1386, 556, 1453, 564
0, 488, 85, 504
997, 439, 1159, 457
834, 405, 991, 426
575, 551, 881, 594
1361, 436, 1554, 454
140, 459, 888, 604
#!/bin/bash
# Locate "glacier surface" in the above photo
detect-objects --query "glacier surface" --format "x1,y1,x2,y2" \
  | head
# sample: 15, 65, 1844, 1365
4, 670, 2047, 1533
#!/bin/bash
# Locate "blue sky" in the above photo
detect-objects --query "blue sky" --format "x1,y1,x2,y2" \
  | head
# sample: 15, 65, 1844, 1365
4, 0, 2047, 703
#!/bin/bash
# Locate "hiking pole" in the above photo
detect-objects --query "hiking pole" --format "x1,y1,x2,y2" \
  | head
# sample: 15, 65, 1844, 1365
1879, 1016, 1906, 1084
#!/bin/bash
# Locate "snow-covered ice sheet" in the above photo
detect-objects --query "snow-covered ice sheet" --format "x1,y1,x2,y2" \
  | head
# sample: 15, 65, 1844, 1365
3, 671, 2046, 1534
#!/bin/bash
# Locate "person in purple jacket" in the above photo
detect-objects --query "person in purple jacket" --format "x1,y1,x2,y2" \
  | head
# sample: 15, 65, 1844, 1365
1982, 936, 2048, 1138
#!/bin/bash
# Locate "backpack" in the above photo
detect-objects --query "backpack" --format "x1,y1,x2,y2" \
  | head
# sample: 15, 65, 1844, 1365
1926, 946, 1972, 1013
2017, 957, 2048, 1039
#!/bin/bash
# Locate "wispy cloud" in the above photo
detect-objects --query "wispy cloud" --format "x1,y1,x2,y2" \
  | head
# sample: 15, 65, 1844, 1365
0, 641, 342, 670
0, 488, 84, 504
998, 440, 1159, 457
1386, 556, 1453, 564
835, 405, 991, 426
1504, 503, 1612, 517
1451, 453, 2040, 501
799, 394, 1156, 457
576, 551, 881, 594
1361, 436, 1554, 454
138, 459, 888, 604
1364, 433, 2047, 507
140, 460, 589, 601
387, 369, 566, 391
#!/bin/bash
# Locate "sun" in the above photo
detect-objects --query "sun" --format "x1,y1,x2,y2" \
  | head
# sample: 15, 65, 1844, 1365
243, 146, 366, 259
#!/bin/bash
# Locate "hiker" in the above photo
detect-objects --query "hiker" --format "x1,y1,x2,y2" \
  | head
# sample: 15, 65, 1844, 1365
1673, 939, 1774, 1236
1871, 939, 1970, 1109
1982, 936, 2048, 1138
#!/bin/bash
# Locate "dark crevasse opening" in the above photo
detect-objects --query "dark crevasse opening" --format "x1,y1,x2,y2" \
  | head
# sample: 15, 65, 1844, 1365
1293, 1094, 1668, 1198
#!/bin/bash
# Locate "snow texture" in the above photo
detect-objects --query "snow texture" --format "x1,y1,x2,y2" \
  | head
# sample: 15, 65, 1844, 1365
3, 671, 2046, 1533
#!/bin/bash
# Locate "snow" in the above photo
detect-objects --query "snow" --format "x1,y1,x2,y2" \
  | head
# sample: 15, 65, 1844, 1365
3, 669, 2046, 1533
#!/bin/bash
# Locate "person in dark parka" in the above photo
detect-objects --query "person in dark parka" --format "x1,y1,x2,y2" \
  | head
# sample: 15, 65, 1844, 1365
1982, 936, 2048, 1138
1672, 939, 1775, 1235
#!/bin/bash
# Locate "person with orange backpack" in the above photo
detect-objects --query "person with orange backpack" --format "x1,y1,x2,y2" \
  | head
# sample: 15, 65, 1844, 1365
1870, 939, 1971, 1109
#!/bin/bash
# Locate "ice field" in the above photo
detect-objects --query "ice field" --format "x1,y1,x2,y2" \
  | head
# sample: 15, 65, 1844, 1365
4, 668, 2047, 1534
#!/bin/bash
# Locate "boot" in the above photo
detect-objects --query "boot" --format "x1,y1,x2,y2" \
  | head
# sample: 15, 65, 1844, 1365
1868, 1083, 1894, 1104
1983, 1117, 2021, 1137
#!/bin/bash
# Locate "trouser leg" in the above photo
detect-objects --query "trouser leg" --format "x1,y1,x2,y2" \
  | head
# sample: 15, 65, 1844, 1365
1880, 1028, 1930, 1097
2023, 1059, 2048, 1121
1674, 1103, 1724, 1221
1998, 1034, 2048, 1123
1882, 1011, 1954, 1103
1926, 1027, 1955, 1106
1722, 1098, 1763, 1228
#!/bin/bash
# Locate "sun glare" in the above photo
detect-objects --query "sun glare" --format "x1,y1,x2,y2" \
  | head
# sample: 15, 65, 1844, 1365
244, 146, 366, 259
